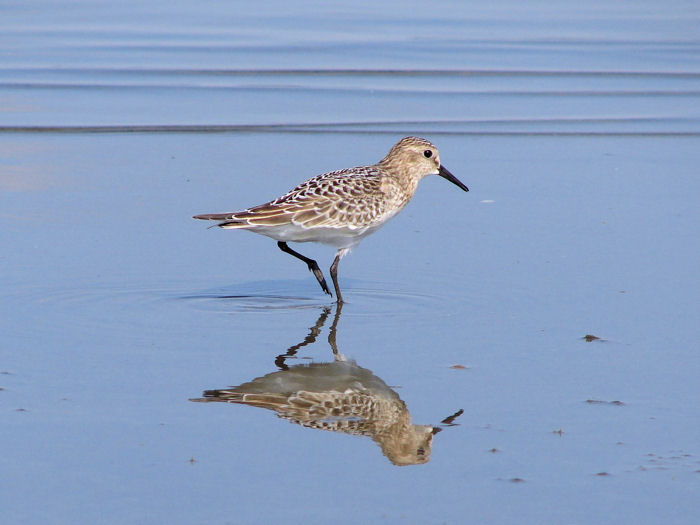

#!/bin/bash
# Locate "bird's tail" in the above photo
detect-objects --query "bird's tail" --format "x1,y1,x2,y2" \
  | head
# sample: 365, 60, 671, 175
192, 213, 232, 221
192, 213, 249, 229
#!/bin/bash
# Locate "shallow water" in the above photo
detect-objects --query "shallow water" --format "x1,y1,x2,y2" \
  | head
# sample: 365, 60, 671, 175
2, 2, 700, 524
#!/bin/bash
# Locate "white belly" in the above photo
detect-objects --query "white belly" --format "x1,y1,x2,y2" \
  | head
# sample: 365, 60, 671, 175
246, 222, 385, 250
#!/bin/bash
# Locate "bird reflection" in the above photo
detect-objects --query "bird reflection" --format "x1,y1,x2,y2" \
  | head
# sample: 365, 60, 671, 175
191, 304, 460, 466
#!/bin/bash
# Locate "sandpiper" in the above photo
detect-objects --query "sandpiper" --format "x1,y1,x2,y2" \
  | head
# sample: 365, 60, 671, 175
194, 136, 468, 302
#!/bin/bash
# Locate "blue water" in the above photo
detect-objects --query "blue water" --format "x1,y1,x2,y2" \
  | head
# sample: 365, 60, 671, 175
2, 1, 699, 524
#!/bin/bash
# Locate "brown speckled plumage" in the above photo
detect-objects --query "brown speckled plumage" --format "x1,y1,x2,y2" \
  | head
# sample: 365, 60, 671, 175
193, 360, 434, 466
216, 166, 391, 231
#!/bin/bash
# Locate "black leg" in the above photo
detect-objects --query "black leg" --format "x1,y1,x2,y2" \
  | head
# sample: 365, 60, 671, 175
277, 241, 331, 296
329, 252, 343, 304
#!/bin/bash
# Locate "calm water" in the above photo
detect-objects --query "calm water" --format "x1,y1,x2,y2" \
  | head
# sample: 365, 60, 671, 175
2, 1, 699, 524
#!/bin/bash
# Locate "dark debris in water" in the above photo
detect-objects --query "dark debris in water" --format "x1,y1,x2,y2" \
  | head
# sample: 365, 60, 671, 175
497, 477, 525, 483
639, 450, 699, 473
586, 399, 625, 406
582, 334, 606, 342
449, 364, 468, 369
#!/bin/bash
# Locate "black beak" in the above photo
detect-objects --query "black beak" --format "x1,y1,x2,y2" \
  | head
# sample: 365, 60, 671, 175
438, 165, 469, 192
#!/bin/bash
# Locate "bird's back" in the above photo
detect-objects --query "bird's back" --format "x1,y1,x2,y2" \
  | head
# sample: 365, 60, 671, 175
194, 165, 409, 248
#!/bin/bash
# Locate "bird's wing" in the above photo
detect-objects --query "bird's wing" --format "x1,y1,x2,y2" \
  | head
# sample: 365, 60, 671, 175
279, 169, 386, 230
194, 168, 386, 230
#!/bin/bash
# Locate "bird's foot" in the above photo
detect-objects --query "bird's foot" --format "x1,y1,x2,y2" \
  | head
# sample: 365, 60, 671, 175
307, 262, 332, 296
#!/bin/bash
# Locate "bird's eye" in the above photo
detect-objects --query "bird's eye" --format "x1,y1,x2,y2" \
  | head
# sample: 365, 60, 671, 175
423, 150, 433, 158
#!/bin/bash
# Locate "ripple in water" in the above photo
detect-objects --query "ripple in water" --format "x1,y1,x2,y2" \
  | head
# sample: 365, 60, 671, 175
178, 279, 450, 315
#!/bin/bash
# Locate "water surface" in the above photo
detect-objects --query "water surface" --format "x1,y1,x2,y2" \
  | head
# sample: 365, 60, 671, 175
2, 1, 699, 524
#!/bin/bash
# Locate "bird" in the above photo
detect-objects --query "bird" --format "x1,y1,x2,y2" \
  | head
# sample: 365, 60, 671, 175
193, 136, 469, 302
